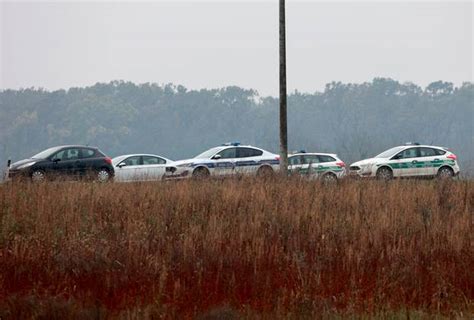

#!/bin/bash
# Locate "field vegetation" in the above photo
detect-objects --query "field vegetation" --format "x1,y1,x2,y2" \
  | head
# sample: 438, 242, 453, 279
0, 178, 472, 319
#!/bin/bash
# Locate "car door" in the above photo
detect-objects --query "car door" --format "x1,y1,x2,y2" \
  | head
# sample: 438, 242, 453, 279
141, 156, 167, 181
78, 148, 98, 176
212, 148, 237, 176
418, 147, 439, 176
115, 156, 142, 182
303, 155, 321, 177
235, 147, 263, 174
388, 147, 419, 177
288, 155, 303, 175
50, 147, 82, 178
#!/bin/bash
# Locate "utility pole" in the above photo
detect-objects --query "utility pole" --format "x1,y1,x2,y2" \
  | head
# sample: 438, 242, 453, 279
279, 0, 288, 175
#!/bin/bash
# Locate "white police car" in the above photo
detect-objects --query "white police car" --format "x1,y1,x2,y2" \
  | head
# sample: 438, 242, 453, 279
349, 143, 460, 180
288, 151, 346, 181
164, 143, 279, 179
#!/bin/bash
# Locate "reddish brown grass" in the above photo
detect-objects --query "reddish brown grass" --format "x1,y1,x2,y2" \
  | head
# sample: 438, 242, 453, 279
0, 178, 472, 319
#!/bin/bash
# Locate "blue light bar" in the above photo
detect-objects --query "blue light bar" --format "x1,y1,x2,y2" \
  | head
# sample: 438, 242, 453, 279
222, 141, 241, 146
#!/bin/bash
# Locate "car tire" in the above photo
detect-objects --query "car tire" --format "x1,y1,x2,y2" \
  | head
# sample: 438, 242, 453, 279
437, 166, 454, 179
257, 165, 274, 178
31, 170, 46, 182
376, 167, 393, 180
97, 168, 111, 183
322, 172, 337, 184
193, 167, 210, 179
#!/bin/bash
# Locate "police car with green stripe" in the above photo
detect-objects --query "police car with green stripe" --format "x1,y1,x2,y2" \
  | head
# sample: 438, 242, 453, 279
349, 143, 460, 180
164, 142, 280, 179
288, 151, 346, 182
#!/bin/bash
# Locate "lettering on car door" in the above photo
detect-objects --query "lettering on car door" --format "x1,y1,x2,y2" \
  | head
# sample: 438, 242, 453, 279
213, 148, 237, 175
389, 148, 419, 177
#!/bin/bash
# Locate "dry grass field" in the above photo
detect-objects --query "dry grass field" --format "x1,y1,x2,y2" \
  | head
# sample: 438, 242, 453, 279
0, 178, 472, 319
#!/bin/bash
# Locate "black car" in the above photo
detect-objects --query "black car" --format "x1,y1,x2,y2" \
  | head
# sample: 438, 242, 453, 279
7, 145, 114, 182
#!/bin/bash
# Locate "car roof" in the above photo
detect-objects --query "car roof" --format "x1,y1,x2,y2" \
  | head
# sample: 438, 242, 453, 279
289, 152, 338, 157
398, 144, 447, 150
53, 145, 98, 149
112, 154, 173, 162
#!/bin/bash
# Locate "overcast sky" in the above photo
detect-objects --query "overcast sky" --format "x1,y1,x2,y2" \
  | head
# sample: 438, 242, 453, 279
1, 0, 472, 96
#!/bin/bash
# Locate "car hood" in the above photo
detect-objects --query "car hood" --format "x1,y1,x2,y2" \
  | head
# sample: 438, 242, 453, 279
10, 158, 40, 170
351, 157, 386, 167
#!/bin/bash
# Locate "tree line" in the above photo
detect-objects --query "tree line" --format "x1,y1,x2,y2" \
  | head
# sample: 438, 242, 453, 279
1, 78, 473, 174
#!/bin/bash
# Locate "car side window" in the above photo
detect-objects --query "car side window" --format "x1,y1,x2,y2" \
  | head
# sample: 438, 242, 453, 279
142, 156, 166, 165
216, 148, 236, 159
396, 148, 418, 159
51, 150, 66, 161
318, 155, 336, 163
434, 149, 446, 156
236, 148, 263, 158
289, 156, 302, 165
122, 156, 141, 166
80, 148, 96, 159
419, 148, 437, 157
52, 148, 80, 161
303, 155, 320, 164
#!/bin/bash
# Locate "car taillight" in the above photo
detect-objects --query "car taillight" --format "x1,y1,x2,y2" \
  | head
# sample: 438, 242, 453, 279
104, 157, 112, 164
447, 154, 457, 160
336, 161, 346, 167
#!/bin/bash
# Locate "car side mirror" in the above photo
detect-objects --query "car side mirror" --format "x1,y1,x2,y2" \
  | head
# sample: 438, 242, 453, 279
391, 155, 401, 160
52, 158, 61, 163
118, 162, 126, 168
212, 154, 222, 160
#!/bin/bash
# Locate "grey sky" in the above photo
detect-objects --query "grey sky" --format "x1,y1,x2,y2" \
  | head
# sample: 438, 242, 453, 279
1, 1, 472, 96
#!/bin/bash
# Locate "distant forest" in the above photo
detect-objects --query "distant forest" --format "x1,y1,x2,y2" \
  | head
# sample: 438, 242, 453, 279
1, 78, 473, 174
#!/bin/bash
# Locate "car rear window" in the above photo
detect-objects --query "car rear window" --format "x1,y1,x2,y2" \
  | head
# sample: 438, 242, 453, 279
318, 155, 336, 163
419, 148, 437, 157
143, 156, 166, 165
237, 148, 263, 158
81, 148, 96, 158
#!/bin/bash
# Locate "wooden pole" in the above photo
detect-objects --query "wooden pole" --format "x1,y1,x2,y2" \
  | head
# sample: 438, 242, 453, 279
279, 0, 288, 175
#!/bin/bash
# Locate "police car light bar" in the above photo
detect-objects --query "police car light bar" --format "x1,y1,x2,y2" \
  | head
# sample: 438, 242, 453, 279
405, 142, 420, 146
222, 142, 241, 146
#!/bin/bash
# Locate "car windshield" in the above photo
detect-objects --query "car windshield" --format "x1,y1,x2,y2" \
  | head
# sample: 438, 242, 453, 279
112, 156, 127, 165
31, 146, 62, 159
375, 146, 405, 158
194, 147, 224, 159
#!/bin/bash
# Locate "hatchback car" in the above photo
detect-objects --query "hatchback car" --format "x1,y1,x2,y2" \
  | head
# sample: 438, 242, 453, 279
6, 145, 114, 182
112, 154, 173, 182
349, 143, 460, 179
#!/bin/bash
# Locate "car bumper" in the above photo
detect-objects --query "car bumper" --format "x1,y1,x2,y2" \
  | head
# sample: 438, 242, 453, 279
163, 167, 191, 180
5, 169, 28, 180
348, 170, 374, 178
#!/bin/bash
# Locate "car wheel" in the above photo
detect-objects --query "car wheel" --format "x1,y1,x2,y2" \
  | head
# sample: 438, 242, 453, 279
376, 167, 393, 180
193, 167, 210, 179
322, 173, 337, 184
97, 168, 111, 183
31, 170, 46, 182
257, 166, 274, 178
437, 166, 454, 179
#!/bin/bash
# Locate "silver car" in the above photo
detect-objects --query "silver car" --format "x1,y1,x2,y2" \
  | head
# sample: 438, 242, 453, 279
112, 154, 173, 182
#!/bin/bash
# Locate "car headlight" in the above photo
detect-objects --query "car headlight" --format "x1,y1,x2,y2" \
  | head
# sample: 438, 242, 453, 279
360, 163, 374, 172
18, 162, 36, 169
